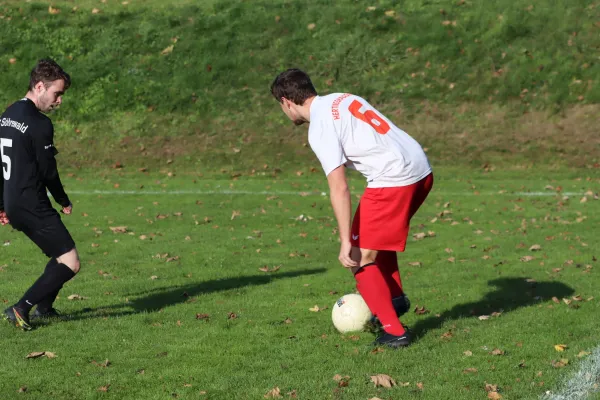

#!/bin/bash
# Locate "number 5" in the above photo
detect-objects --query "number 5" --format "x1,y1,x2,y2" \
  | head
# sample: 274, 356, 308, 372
1, 138, 12, 180
348, 100, 391, 134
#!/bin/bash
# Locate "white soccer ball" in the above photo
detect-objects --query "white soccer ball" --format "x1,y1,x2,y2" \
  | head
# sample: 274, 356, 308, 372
331, 293, 373, 333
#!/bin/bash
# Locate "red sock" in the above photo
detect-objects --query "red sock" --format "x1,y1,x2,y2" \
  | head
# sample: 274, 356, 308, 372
377, 251, 404, 298
355, 263, 406, 336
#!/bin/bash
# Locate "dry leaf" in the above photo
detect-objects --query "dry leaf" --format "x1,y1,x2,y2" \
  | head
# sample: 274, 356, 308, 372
463, 350, 473, 356
309, 305, 321, 312
552, 297, 560, 304
25, 352, 46, 359
416, 382, 424, 390
67, 294, 88, 300
577, 351, 591, 358
490, 348, 505, 356
48, 5, 60, 14
307, 23, 316, 30
554, 344, 568, 352
552, 358, 569, 368
488, 392, 502, 400
91, 8, 100, 14
264, 387, 282, 398
520, 256, 534, 262
407, 261, 422, 267
463, 368, 478, 373
195, 313, 210, 320
45, 352, 57, 359
161, 45, 174, 55
370, 374, 396, 388
478, 315, 490, 320
414, 305, 430, 315
529, 244, 542, 251
109, 226, 128, 233
98, 385, 110, 392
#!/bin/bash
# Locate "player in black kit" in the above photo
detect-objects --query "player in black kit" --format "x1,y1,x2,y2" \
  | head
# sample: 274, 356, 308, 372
0, 59, 80, 331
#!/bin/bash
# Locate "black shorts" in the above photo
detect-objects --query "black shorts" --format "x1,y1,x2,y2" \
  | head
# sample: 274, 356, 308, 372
17, 216, 75, 258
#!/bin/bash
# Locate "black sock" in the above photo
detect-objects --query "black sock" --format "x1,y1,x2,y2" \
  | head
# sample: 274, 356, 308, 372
35, 259, 63, 312
16, 261, 76, 314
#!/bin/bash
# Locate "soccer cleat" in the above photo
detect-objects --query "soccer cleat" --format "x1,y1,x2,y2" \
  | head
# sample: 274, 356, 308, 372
4, 306, 33, 331
375, 330, 411, 348
31, 307, 62, 320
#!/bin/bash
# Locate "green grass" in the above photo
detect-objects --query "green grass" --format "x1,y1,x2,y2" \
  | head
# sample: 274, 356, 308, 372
1, 169, 598, 399
0, 0, 598, 169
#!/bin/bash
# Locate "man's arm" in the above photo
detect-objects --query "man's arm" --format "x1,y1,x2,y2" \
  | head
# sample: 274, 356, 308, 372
327, 166, 357, 268
34, 123, 70, 208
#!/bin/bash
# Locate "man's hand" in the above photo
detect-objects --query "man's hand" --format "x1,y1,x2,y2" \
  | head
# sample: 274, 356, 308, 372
0, 210, 9, 226
338, 241, 358, 268
61, 203, 72, 215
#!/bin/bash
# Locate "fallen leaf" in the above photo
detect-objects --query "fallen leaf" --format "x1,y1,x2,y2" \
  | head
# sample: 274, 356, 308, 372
407, 261, 422, 267
554, 344, 568, 352
577, 351, 591, 358
307, 23, 316, 30
97, 384, 110, 392
490, 348, 505, 356
25, 352, 46, 359
488, 392, 502, 399
309, 305, 321, 312
416, 382, 424, 390
9, 58, 17, 64
67, 294, 88, 300
45, 352, 57, 359
478, 315, 490, 320
161, 45, 174, 55
264, 387, 282, 398
529, 244, 542, 251
520, 256, 535, 262
370, 374, 396, 388
463, 350, 473, 356
17, 386, 27, 393
48, 5, 60, 14
414, 305, 430, 315
552, 358, 569, 368
463, 368, 478, 373
195, 313, 210, 320
109, 226, 128, 233
552, 297, 560, 304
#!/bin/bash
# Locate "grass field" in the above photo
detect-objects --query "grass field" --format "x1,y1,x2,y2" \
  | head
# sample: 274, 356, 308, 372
1, 0, 599, 398
1, 169, 598, 399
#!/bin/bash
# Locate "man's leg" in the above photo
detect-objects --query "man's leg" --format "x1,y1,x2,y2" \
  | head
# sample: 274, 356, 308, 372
34, 249, 80, 316
351, 248, 408, 345
377, 251, 410, 316
5, 220, 79, 330
14, 248, 79, 312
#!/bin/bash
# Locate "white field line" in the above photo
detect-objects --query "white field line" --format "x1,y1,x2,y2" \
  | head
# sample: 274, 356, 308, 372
541, 346, 600, 400
63, 189, 592, 197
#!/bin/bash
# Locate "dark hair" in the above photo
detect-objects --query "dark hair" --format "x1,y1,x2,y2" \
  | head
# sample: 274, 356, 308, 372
29, 58, 71, 91
270, 69, 317, 105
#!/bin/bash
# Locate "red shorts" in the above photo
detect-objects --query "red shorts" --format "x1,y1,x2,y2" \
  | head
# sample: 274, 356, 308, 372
350, 173, 433, 252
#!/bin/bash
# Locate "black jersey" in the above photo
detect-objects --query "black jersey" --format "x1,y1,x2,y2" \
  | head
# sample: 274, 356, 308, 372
0, 98, 70, 227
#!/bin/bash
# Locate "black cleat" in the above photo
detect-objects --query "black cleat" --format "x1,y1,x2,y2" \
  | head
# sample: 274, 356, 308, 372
31, 307, 62, 320
375, 330, 411, 348
4, 306, 33, 331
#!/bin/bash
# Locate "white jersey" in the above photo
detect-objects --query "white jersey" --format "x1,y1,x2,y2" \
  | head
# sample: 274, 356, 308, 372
308, 93, 431, 188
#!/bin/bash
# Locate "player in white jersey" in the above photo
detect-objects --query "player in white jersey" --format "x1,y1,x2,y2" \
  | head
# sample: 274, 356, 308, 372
271, 69, 433, 348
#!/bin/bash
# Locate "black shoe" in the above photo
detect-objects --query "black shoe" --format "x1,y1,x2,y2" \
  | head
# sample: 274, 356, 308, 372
375, 330, 411, 348
31, 307, 62, 320
4, 306, 33, 331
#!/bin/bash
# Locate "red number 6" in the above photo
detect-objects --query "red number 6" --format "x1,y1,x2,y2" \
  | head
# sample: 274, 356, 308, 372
348, 100, 390, 135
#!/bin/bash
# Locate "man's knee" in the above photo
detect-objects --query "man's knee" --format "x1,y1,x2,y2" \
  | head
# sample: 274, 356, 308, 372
359, 248, 378, 265
57, 248, 80, 274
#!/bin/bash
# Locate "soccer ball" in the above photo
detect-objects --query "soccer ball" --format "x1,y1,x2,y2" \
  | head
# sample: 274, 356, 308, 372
331, 293, 373, 333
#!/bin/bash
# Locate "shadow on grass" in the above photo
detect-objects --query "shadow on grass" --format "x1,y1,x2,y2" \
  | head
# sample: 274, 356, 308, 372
66, 268, 326, 321
411, 277, 575, 340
